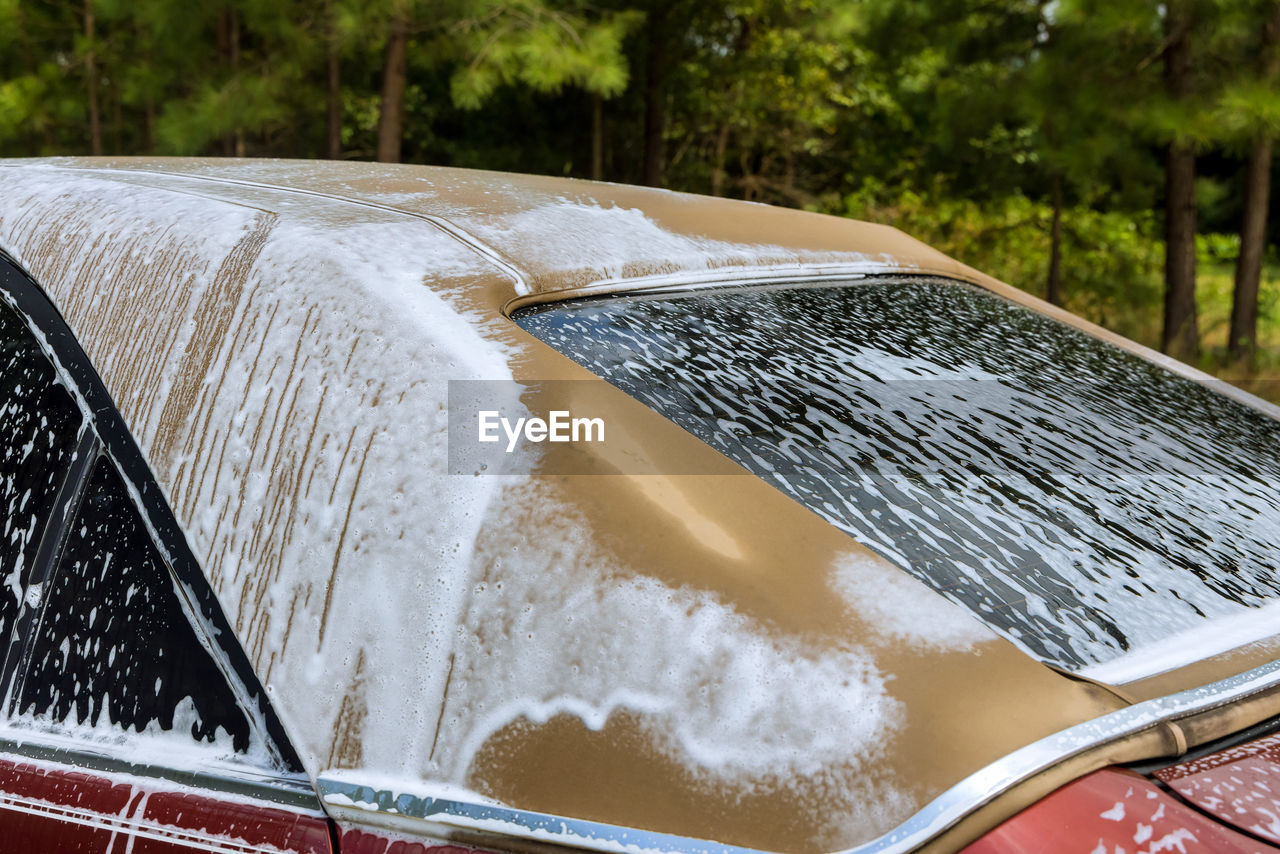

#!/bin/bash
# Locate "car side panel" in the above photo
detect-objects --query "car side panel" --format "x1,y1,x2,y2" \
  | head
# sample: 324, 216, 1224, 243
1153, 731, 1280, 845
0, 758, 126, 852
0, 757, 332, 853
964, 767, 1278, 853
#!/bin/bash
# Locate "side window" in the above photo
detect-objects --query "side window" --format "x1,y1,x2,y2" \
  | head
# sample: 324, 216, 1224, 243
0, 298, 82, 658
13, 454, 255, 753
0, 263, 296, 769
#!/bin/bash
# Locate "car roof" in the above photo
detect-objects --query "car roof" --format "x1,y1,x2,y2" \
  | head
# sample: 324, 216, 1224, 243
0, 158, 1275, 854
17, 157, 991, 300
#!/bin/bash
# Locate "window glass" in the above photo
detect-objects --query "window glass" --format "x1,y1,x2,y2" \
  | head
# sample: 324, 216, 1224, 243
0, 298, 82, 652
15, 455, 253, 752
515, 278, 1280, 672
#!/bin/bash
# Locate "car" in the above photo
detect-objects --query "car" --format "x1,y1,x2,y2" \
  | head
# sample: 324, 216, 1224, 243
0, 156, 1277, 854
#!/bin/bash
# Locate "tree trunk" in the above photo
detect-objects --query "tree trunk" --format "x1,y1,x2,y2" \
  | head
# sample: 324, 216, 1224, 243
641, 4, 667, 187
217, 10, 239, 156
144, 94, 155, 154
84, 2, 101, 156
376, 14, 409, 164
231, 12, 243, 157
327, 27, 342, 160
711, 122, 730, 196
1163, 147, 1199, 359
1047, 172, 1064, 306
112, 82, 122, 153
591, 95, 603, 181
1229, 4, 1280, 366
1230, 138, 1272, 365
783, 132, 795, 199
1161, 5, 1199, 360
711, 23, 750, 198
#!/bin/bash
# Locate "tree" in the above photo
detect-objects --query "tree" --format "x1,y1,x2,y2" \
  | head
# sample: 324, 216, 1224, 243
0, 0, 1274, 395
1228, 2, 1280, 365
1027, 1, 1160, 306
83, 1, 102, 155
447, 2, 639, 108
370, 0, 638, 164
853, 0, 1118, 304
0, 0, 97, 156
652, 0, 876, 203
326, 0, 344, 159
1052, 0, 1213, 359
375, 2, 410, 162
1162, 0, 1200, 360
640, 0, 668, 186
143, 0, 329, 157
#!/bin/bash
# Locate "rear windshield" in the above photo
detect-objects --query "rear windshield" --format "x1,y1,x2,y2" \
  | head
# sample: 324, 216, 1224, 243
514, 277, 1280, 675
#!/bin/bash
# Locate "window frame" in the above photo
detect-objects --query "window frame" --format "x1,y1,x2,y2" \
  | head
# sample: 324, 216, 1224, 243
0, 249, 306, 794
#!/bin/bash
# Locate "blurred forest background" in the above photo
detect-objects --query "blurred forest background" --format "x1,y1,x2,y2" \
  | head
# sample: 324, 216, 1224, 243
3, 0, 1280, 398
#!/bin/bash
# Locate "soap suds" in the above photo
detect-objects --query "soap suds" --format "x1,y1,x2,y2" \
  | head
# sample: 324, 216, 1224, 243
831, 552, 996, 652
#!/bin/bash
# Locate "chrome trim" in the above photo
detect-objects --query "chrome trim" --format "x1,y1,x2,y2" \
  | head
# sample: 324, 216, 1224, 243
844, 658, 1280, 853
318, 658, 1280, 854
588, 262, 917, 292
0, 731, 319, 810
318, 780, 770, 854
504, 262, 958, 314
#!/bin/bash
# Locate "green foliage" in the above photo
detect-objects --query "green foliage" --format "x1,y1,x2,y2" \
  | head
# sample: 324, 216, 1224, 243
2, 0, 1279, 378
1198, 260, 1280, 397
663, 0, 876, 203
843, 182, 1164, 341
1213, 80, 1280, 145
1197, 232, 1242, 264
0, 71, 51, 147
448, 3, 642, 108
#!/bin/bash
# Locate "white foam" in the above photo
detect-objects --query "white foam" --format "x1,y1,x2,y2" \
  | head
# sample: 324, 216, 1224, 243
461, 199, 872, 289
1078, 599, 1280, 684
831, 552, 996, 652
0, 695, 268, 774
0, 168, 523, 783
416, 480, 914, 841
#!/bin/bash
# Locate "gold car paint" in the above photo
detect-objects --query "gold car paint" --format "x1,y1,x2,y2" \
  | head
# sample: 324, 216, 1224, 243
0, 158, 1276, 853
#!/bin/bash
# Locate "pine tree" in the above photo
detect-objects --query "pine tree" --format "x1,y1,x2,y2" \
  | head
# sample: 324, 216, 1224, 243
1228, 2, 1280, 365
